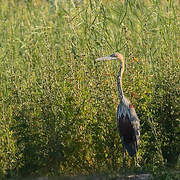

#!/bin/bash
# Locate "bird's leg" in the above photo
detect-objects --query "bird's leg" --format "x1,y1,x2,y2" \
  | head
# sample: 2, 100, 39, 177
132, 154, 137, 167
134, 141, 140, 167
122, 145, 126, 168
135, 154, 140, 167
134, 143, 137, 167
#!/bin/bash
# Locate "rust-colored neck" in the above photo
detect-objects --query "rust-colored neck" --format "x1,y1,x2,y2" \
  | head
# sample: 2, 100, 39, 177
117, 55, 125, 99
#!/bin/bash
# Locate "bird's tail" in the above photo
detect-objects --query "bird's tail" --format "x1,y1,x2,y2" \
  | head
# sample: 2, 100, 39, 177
123, 142, 138, 157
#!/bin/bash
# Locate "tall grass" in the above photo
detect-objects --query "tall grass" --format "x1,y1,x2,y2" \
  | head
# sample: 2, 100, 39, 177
0, 0, 179, 179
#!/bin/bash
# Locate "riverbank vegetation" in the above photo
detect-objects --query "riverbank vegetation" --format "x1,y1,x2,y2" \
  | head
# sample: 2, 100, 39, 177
0, 0, 179, 179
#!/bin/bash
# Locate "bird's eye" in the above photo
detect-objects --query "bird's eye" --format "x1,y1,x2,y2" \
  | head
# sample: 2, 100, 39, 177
110, 53, 116, 57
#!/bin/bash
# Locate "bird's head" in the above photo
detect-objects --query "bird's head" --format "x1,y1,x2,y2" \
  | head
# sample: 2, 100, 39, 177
96, 53, 124, 63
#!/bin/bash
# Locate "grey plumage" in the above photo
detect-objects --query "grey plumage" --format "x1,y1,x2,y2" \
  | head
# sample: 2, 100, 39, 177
96, 53, 140, 165
117, 97, 140, 157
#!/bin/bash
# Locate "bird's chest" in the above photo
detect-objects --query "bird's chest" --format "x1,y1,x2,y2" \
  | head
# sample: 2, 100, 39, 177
117, 113, 134, 138
117, 104, 130, 119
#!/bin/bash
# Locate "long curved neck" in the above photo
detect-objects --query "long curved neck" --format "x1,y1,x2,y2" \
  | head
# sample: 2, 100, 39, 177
117, 61, 124, 100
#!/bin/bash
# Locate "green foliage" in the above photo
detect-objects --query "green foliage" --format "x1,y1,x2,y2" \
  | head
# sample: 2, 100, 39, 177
0, 0, 179, 179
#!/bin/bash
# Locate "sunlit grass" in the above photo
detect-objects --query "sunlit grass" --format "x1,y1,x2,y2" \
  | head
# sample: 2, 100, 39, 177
0, 0, 179, 179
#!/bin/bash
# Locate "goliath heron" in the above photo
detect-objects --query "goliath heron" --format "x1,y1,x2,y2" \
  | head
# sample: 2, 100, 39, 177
96, 53, 140, 166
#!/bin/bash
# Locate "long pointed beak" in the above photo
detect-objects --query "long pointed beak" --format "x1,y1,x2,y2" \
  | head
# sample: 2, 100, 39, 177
96, 56, 117, 61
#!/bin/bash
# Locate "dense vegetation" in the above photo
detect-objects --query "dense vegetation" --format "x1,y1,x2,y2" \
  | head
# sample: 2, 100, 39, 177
0, 0, 179, 179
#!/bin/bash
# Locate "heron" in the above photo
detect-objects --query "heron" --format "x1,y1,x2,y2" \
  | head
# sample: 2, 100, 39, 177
96, 53, 140, 167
